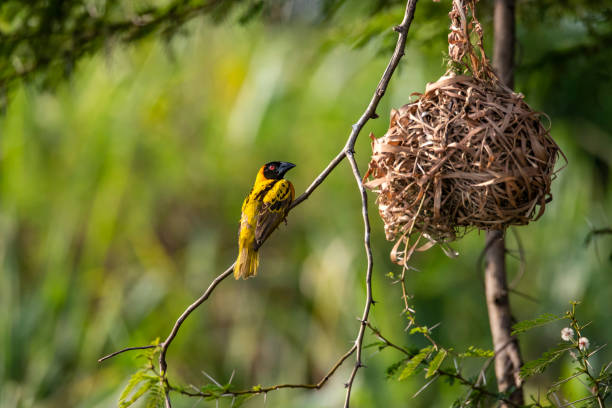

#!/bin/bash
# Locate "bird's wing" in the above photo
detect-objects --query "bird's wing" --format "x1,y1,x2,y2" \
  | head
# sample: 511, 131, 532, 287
254, 180, 294, 249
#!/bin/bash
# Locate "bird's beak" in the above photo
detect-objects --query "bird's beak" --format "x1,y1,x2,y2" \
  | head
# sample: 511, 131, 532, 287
278, 161, 296, 176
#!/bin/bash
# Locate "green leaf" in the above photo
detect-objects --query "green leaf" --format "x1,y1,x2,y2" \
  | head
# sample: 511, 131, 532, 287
144, 383, 165, 408
511, 313, 565, 335
458, 346, 494, 358
398, 347, 433, 380
426, 349, 447, 378
520, 343, 572, 379
119, 370, 146, 407
118, 371, 157, 408
409, 326, 430, 335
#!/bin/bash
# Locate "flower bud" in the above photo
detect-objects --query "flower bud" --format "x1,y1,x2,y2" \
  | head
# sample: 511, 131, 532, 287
578, 337, 590, 351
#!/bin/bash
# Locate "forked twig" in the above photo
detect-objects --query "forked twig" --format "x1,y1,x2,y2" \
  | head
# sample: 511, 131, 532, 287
98, 1, 419, 406
171, 345, 357, 398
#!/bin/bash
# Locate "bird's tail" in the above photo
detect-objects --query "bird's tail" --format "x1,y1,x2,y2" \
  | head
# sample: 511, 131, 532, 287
234, 245, 259, 279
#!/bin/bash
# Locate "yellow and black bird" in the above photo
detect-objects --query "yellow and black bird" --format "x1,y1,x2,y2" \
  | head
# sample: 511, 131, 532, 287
234, 161, 296, 279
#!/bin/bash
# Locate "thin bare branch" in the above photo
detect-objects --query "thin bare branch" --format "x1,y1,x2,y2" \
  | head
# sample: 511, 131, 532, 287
158, 264, 235, 376
158, 264, 235, 406
340, 1, 419, 406
342, 151, 374, 408
289, 150, 345, 209
343, 0, 418, 155
98, 345, 157, 362
171, 345, 357, 397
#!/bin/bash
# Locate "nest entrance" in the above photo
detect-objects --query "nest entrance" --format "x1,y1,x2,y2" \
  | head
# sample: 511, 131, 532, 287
364, 0, 564, 267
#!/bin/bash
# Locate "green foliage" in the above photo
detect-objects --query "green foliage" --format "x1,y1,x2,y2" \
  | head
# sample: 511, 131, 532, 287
425, 349, 447, 379
398, 346, 433, 381
118, 369, 162, 408
409, 326, 431, 335
511, 313, 567, 335
144, 383, 165, 408
457, 346, 494, 358
0, 0, 345, 99
512, 303, 612, 406
521, 344, 573, 380
199, 383, 225, 399
118, 345, 164, 408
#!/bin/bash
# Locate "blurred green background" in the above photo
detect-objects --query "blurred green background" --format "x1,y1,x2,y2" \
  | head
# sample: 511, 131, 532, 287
1, 1, 610, 407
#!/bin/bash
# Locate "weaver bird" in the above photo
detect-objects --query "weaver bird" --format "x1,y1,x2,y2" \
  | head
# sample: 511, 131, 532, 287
234, 161, 296, 279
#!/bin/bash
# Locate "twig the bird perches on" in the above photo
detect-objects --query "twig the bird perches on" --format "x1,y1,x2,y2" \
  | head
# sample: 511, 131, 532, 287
98, 1, 419, 406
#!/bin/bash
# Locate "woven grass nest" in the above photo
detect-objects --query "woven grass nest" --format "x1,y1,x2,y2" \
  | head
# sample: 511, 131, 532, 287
364, 0, 563, 266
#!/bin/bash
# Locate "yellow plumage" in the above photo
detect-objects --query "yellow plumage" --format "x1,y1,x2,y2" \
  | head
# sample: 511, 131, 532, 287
234, 162, 295, 279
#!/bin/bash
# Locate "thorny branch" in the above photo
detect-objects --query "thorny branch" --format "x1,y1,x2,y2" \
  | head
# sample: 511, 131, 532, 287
566, 304, 607, 408
169, 346, 357, 398
367, 322, 522, 407
98, 1, 419, 406
342, 150, 373, 408
341, 1, 418, 406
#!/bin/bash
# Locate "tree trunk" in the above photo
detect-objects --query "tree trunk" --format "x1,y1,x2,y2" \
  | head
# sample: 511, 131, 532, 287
485, 231, 523, 405
485, 0, 524, 406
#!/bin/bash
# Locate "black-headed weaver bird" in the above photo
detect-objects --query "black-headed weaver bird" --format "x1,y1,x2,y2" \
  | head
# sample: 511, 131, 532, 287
234, 161, 296, 279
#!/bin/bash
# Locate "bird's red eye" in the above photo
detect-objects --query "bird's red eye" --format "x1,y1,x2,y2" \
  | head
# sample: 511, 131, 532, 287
269, 165, 276, 171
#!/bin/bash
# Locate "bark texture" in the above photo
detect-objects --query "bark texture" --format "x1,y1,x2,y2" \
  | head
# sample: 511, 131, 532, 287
485, 231, 524, 406
493, 0, 516, 89
486, 0, 524, 406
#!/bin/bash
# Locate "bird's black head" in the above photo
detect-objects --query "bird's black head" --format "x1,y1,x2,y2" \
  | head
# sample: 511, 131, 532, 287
262, 161, 296, 180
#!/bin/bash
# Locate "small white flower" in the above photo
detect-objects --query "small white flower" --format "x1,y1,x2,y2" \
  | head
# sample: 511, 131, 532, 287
561, 327, 574, 341
578, 337, 590, 351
